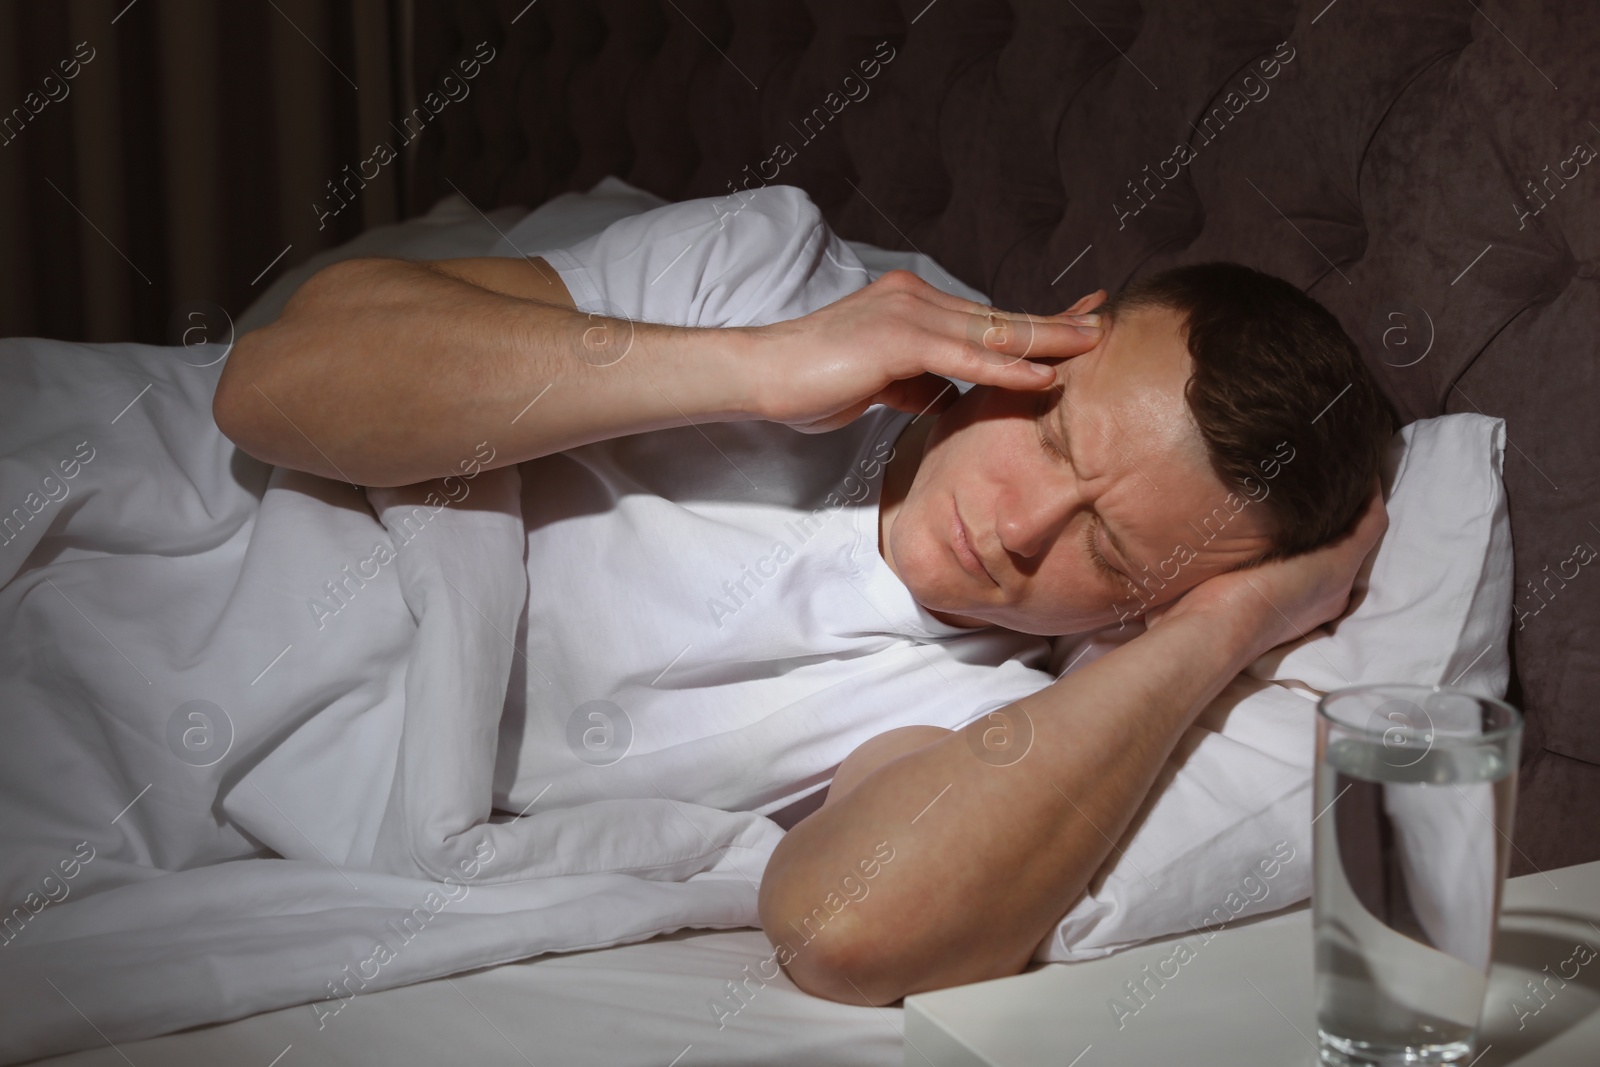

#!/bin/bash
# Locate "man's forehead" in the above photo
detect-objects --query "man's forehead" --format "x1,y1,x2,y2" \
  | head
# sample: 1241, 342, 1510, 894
1058, 305, 1269, 568
1087, 304, 1192, 397
1059, 306, 1201, 476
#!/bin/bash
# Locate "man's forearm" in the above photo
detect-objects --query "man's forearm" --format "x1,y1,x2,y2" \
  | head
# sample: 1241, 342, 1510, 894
757, 609, 1264, 1005
214, 257, 763, 486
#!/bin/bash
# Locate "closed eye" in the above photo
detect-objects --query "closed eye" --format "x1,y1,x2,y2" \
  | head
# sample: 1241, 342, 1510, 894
1082, 517, 1123, 582
1035, 392, 1069, 463
1037, 393, 1132, 589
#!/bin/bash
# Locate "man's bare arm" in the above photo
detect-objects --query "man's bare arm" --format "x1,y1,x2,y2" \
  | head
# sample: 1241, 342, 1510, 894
213, 257, 1104, 487
758, 490, 1388, 1005
214, 255, 758, 486
758, 608, 1257, 1005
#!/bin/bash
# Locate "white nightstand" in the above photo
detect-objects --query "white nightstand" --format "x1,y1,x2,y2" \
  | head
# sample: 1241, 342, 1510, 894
904, 860, 1600, 1067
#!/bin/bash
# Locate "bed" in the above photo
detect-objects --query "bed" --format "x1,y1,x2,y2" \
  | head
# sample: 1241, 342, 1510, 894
4, 2, 1595, 1064
0, 180, 1514, 1067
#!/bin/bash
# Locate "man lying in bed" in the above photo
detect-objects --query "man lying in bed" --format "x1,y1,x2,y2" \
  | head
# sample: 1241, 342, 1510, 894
214, 185, 1392, 1007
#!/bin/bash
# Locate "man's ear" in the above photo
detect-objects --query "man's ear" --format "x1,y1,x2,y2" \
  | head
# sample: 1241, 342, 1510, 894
1064, 289, 1108, 315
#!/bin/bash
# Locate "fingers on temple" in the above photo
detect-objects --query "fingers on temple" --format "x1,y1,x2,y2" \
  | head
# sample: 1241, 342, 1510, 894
887, 270, 1106, 323
883, 277, 1100, 385
881, 269, 1035, 320
885, 272, 1103, 342
987, 316, 1103, 357
929, 310, 1098, 380
884, 269, 1109, 335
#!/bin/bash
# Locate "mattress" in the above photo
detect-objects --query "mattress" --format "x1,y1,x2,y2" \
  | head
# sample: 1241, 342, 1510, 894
27, 929, 905, 1066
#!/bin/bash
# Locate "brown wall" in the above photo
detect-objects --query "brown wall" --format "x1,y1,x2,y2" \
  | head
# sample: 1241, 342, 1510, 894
0, 0, 412, 345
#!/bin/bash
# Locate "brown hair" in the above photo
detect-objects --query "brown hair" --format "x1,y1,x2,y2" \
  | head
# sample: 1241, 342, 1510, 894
1098, 262, 1396, 560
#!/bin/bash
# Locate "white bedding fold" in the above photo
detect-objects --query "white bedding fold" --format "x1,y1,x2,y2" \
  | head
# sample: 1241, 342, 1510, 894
0, 338, 782, 1064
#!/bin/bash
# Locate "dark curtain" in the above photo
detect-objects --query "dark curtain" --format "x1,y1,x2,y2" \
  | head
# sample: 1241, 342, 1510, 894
0, 0, 412, 345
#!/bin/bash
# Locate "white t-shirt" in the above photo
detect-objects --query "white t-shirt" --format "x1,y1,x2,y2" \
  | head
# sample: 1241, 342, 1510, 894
492, 186, 1055, 821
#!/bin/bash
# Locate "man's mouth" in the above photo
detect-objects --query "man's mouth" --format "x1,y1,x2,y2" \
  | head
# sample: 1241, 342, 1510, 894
950, 500, 998, 586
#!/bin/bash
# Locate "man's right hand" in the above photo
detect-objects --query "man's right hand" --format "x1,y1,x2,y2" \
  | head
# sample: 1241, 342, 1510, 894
750, 270, 1106, 433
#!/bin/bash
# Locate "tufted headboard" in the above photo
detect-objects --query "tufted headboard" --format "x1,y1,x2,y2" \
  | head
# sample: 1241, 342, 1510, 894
410, 0, 1599, 872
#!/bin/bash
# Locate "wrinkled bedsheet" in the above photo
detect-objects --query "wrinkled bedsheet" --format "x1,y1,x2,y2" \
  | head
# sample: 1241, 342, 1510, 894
0, 338, 782, 1064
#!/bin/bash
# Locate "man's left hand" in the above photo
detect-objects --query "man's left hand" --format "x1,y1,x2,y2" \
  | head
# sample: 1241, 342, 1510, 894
1145, 483, 1388, 664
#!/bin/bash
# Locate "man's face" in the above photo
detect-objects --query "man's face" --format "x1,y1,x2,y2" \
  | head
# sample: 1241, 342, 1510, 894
883, 305, 1277, 636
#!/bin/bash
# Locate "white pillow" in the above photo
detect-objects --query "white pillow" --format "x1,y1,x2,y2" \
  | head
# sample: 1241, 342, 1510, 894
1033, 413, 1512, 961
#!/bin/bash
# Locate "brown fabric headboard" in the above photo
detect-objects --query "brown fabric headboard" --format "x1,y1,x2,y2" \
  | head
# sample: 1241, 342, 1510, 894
410, 0, 1599, 872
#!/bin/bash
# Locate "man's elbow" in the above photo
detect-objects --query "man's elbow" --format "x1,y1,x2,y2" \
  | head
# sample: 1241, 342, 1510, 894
758, 878, 1038, 1005
757, 879, 976, 1007
212, 326, 294, 468
212, 325, 354, 482
761, 905, 906, 1007
212, 331, 263, 446
211, 256, 371, 434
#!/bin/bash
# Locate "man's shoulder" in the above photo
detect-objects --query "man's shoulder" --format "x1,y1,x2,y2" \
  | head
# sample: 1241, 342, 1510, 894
553, 183, 855, 330
703, 183, 823, 235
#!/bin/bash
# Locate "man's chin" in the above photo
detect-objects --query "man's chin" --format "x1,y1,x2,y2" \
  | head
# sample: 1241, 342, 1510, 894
917, 592, 1129, 638
900, 559, 1115, 635
928, 605, 993, 629
913, 590, 1046, 635
902, 574, 994, 630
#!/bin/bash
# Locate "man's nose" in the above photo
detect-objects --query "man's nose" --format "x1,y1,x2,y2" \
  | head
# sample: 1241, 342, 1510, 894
995, 485, 1076, 559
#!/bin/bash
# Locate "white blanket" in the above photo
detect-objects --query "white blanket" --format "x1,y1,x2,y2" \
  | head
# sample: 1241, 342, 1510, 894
0, 339, 780, 1064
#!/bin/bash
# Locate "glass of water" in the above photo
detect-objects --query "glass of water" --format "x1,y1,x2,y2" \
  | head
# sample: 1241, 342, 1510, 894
1313, 683, 1522, 1066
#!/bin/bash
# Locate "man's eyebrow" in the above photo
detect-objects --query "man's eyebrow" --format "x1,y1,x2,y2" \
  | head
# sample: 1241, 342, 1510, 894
1052, 383, 1075, 467
1052, 379, 1138, 577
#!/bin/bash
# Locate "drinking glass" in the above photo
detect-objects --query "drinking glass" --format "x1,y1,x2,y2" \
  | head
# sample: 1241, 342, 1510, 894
1313, 683, 1522, 1066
